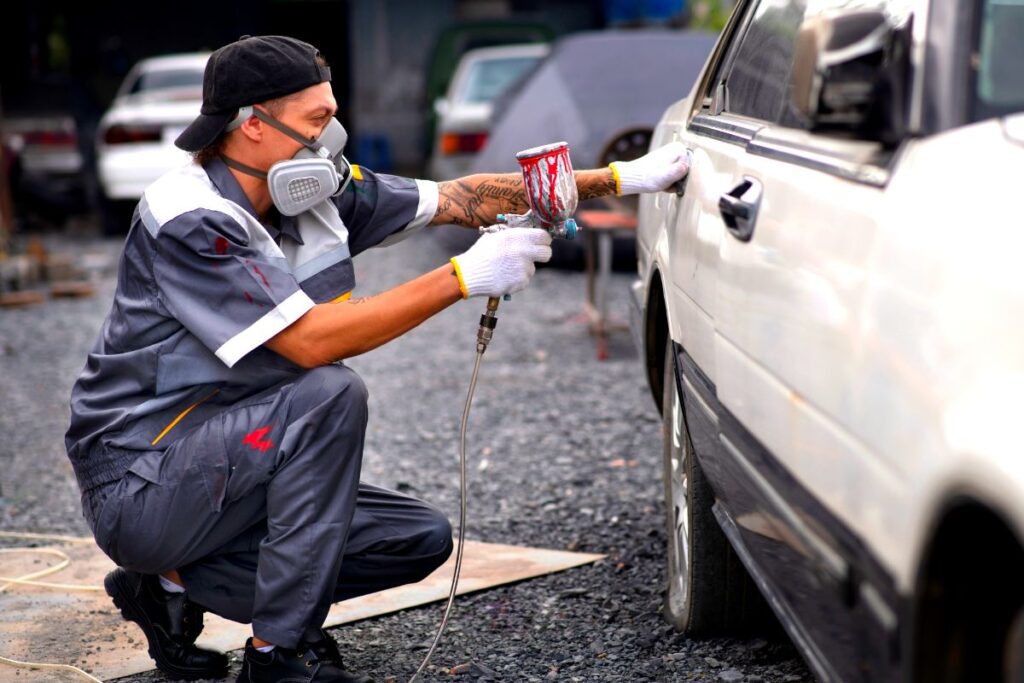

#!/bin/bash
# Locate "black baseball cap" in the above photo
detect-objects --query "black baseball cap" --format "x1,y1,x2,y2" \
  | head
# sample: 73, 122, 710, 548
175, 35, 332, 152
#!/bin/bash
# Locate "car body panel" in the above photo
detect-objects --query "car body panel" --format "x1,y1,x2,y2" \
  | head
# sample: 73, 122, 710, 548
633, 0, 1024, 677
862, 119, 1024, 587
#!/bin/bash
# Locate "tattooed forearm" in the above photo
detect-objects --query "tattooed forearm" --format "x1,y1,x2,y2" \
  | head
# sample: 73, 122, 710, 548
433, 174, 528, 227
431, 168, 617, 227
576, 168, 618, 201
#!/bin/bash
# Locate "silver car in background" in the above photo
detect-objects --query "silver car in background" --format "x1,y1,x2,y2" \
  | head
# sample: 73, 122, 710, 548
426, 43, 548, 181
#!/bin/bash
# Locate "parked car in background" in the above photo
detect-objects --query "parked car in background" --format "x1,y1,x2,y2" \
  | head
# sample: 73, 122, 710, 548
2, 112, 89, 228
4, 114, 82, 178
423, 20, 554, 158
633, 0, 1024, 680
426, 43, 549, 181
95, 53, 208, 233
442, 29, 715, 266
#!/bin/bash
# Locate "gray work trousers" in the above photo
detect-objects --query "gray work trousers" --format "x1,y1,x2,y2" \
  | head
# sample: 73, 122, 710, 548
86, 365, 453, 649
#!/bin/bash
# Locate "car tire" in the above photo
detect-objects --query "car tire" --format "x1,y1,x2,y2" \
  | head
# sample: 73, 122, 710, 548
661, 342, 767, 634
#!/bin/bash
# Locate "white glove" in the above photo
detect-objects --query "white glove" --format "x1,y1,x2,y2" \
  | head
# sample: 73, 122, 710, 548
451, 227, 553, 298
609, 141, 692, 195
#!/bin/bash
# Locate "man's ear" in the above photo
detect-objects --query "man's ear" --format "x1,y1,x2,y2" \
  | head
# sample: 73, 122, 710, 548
238, 114, 263, 143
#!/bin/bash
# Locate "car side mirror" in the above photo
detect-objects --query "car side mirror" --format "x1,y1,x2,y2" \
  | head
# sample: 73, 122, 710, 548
789, 10, 912, 146
433, 98, 450, 118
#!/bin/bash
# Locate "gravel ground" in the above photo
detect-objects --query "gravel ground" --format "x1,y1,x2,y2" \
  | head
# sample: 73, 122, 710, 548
0, 228, 809, 682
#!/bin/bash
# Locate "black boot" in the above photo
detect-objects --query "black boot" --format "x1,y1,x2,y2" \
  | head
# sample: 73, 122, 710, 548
236, 633, 373, 683
104, 567, 229, 680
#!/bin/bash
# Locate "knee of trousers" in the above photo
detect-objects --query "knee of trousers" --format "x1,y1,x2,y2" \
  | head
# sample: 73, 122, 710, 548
409, 507, 455, 580
290, 364, 369, 424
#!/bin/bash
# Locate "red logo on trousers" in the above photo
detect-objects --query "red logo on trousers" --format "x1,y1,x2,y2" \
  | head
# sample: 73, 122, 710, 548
243, 426, 275, 453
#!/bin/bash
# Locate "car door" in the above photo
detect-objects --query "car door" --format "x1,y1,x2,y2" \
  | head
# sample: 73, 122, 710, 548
662, 0, 912, 679
709, 1, 913, 680
658, 0, 755, 517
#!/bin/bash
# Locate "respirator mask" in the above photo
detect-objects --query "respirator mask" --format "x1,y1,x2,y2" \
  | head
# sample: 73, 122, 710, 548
221, 105, 353, 216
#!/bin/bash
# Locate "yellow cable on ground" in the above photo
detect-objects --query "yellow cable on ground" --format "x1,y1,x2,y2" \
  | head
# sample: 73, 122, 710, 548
0, 654, 104, 683
0, 548, 103, 592
0, 530, 95, 544
0, 530, 107, 681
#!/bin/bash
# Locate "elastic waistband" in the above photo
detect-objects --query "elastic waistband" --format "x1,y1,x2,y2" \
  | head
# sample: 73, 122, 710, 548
72, 444, 141, 495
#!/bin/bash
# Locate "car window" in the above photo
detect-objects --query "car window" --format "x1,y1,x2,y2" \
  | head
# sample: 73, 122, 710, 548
127, 69, 205, 95
722, 0, 807, 122
719, 0, 908, 127
458, 57, 541, 104
973, 0, 1024, 120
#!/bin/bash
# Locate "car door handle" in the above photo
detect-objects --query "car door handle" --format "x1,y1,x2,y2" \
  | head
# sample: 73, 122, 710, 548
718, 177, 762, 242
667, 136, 692, 197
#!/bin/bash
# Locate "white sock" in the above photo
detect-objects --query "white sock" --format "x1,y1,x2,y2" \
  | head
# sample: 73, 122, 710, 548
255, 644, 276, 653
158, 575, 186, 594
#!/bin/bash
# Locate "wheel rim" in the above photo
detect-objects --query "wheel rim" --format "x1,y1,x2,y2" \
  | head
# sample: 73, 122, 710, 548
668, 370, 690, 608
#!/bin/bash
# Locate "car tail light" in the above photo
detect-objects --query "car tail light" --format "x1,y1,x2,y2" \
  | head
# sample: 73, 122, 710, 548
22, 130, 77, 146
440, 132, 488, 155
103, 125, 163, 145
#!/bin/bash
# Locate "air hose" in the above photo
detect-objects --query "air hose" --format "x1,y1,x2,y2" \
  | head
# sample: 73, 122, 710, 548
409, 296, 499, 682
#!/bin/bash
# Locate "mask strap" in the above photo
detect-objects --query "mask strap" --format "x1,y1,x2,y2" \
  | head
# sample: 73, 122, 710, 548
252, 108, 328, 156
220, 154, 268, 181
335, 155, 354, 196
224, 105, 330, 157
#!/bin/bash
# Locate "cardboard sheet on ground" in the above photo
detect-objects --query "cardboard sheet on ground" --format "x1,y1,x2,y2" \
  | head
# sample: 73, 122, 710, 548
0, 538, 604, 681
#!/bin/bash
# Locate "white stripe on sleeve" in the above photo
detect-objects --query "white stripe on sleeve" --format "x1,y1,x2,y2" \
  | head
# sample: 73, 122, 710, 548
375, 179, 439, 249
215, 290, 315, 367
409, 179, 439, 231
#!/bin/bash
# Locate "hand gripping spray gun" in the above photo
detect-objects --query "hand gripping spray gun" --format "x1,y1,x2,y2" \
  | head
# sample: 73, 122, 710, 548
410, 142, 578, 682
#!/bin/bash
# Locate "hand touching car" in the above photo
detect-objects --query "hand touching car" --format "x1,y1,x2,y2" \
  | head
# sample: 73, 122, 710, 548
610, 141, 692, 195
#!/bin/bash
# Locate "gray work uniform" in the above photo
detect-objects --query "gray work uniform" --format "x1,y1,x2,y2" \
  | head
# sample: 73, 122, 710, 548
65, 158, 453, 648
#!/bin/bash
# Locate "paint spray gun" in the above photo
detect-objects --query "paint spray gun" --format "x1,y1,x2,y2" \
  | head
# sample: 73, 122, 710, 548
495, 141, 579, 238
410, 142, 579, 682
475, 141, 580, 351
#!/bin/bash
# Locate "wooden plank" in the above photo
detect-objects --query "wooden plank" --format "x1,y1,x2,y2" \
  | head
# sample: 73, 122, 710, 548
0, 538, 604, 681
49, 281, 96, 299
0, 290, 46, 308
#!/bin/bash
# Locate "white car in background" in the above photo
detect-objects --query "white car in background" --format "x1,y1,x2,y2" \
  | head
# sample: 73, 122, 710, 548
426, 43, 548, 181
96, 53, 208, 232
633, 0, 1024, 680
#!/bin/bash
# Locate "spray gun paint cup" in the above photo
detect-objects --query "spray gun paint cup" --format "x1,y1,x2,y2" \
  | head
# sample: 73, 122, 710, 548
497, 141, 579, 239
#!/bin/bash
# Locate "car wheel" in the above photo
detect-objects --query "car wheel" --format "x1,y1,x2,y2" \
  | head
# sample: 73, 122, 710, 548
661, 342, 767, 633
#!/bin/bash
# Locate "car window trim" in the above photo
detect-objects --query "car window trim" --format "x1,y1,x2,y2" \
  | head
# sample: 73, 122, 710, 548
690, 112, 763, 145
747, 130, 893, 187
689, 111, 895, 187
691, 0, 757, 117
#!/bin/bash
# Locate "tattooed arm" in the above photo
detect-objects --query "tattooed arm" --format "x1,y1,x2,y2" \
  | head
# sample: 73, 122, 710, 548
431, 168, 617, 227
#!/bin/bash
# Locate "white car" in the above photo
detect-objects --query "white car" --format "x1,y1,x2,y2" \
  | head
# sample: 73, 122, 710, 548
632, 0, 1024, 680
426, 43, 548, 181
96, 53, 208, 230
